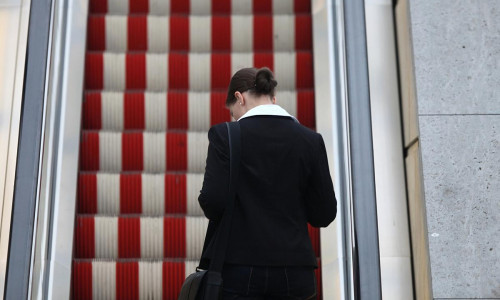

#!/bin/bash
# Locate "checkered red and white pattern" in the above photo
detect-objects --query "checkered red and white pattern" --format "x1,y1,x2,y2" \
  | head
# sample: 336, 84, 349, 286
73, 259, 322, 300
82, 90, 315, 131
75, 216, 208, 259
79, 131, 208, 172
72, 260, 198, 300
78, 173, 204, 215
87, 15, 312, 52
73, 0, 322, 298
74, 214, 320, 259
85, 52, 314, 91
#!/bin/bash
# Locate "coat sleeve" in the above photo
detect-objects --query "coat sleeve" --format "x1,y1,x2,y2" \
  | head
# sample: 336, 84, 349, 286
305, 134, 337, 227
198, 126, 230, 221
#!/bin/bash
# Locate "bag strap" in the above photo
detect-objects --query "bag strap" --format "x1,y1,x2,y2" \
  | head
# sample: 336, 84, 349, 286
208, 122, 241, 273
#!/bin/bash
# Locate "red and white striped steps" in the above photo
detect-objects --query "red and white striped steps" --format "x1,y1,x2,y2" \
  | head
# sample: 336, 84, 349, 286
76, 172, 321, 255
87, 15, 312, 52
82, 91, 315, 131
73, 258, 322, 300
73, 0, 321, 298
75, 215, 320, 259
85, 52, 314, 91
80, 131, 209, 173
73, 260, 195, 300
77, 173, 204, 215
88, 0, 312, 16
75, 216, 208, 259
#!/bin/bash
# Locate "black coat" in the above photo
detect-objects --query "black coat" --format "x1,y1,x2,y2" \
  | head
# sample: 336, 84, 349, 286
198, 115, 337, 268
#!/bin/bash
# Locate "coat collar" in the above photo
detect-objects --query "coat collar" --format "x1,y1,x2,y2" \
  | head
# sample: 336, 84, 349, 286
237, 104, 299, 123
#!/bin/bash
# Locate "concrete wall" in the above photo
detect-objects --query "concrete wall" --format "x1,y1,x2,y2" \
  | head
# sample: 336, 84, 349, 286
406, 0, 500, 298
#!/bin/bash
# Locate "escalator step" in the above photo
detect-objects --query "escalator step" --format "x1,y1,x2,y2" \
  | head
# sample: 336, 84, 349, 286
84, 52, 314, 91
77, 172, 204, 215
74, 216, 321, 260
73, 260, 197, 300
79, 131, 208, 172
75, 216, 208, 259
87, 15, 312, 52
89, 0, 311, 15
82, 91, 314, 131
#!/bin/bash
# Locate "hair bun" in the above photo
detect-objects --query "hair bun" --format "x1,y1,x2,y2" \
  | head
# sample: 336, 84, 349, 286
254, 67, 278, 94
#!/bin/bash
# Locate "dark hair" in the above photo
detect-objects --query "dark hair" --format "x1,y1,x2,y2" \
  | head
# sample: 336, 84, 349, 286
225, 67, 278, 106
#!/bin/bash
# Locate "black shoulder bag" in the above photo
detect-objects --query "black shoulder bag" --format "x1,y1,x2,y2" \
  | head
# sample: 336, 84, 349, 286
178, 121, 241, 300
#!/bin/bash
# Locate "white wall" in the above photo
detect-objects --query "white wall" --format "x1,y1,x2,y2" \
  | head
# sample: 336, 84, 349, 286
0, 0, 31, 295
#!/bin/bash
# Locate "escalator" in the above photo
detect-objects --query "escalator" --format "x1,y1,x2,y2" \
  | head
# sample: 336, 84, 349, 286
71, 0, 322, 298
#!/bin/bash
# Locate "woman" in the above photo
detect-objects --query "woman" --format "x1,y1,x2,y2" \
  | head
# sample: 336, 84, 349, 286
198, 67, 337, 299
